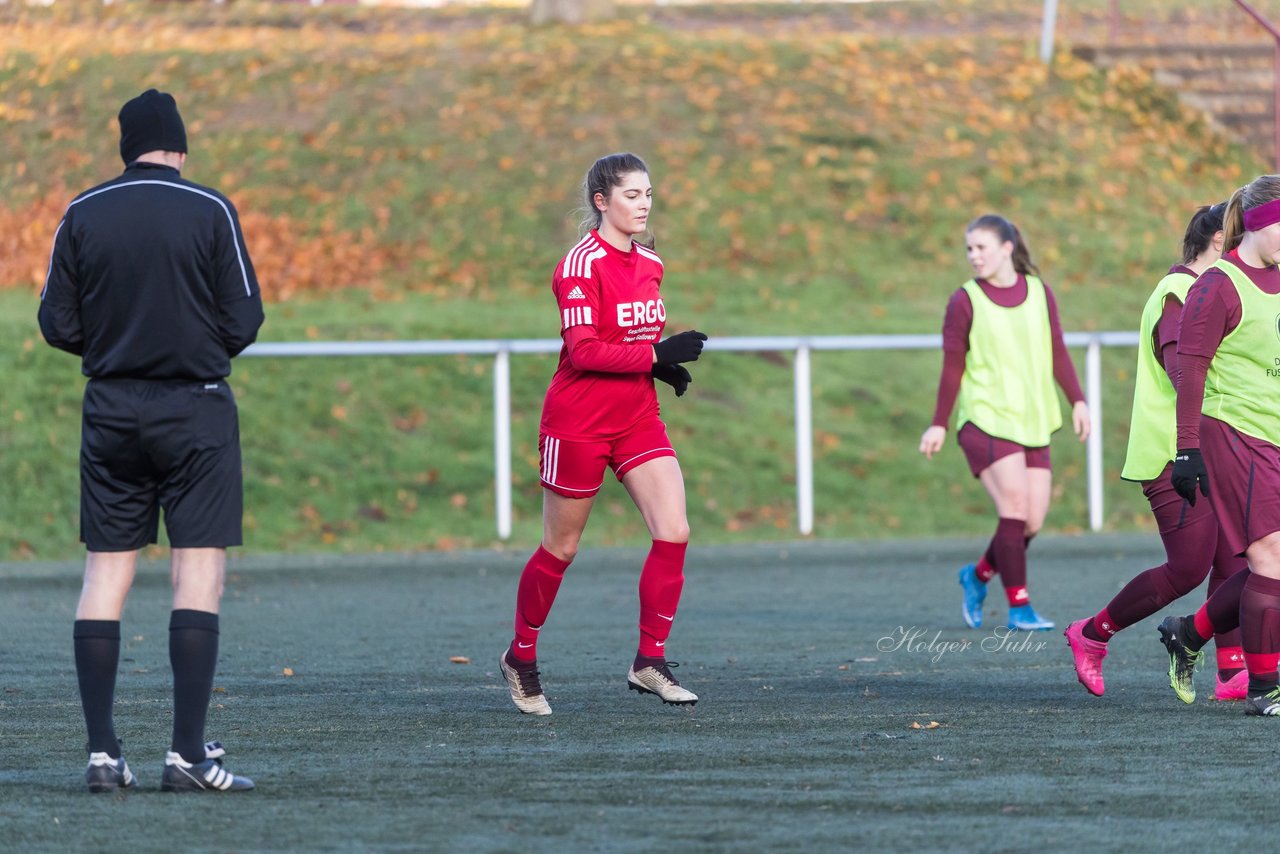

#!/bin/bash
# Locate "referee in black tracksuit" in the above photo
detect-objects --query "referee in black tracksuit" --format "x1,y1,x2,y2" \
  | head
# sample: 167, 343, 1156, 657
38, 89, 264, 794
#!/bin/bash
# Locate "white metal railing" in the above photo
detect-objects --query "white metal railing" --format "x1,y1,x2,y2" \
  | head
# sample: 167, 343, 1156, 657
243, 331, 1140, 538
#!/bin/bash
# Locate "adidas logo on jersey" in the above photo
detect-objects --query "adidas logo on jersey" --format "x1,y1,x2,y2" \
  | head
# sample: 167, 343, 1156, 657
566, 285, 587, 300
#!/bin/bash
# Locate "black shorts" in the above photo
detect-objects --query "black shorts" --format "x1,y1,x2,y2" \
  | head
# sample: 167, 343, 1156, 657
80, 378, 243, 551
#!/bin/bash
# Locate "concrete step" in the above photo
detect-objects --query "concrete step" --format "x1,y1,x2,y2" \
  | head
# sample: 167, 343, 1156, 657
1181, 92, 1274, 113
1073, 43, 1273, 65
1217, 109, 1276, 125
1074, 40, 1279, 158
1153, 68, 1273, 88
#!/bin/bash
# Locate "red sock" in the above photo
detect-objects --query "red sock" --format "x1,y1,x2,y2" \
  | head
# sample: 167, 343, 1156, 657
510, 545, 570, 662
1244, 652, 1280, 678
1193, 605, 1216, 644
1089, 608, 1118, 642
1217, 646, 1245, 674
1005, 585, 1029, 607
637, 539, 687, 658
975, 554, 997, 583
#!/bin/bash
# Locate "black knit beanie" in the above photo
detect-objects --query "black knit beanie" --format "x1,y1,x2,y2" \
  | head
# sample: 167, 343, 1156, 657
118, 89, 187, 165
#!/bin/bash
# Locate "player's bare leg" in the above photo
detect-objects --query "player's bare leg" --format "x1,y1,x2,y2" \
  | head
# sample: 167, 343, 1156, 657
502, 492, 596, 715
621, 457, 697, 705
978, 455, 1052, 630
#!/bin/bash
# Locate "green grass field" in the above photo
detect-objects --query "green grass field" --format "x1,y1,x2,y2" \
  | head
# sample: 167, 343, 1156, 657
0, 1, 1267, 559
2, 535, 1270, 851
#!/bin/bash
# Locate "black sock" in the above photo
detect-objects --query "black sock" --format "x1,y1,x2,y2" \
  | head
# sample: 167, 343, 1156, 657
170, 609, 219, 764
1248, 673, 1279, 697
74, 620, 122, 756
1181, 617, 1209, 653
634, 653, 666, 669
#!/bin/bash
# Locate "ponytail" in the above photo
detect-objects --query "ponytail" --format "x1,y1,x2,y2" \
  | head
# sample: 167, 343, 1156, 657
966, 213, 1039, 278
1008, 222, 1040, 278
1180, 202, 1226, 264
1222, 184, 1248, 253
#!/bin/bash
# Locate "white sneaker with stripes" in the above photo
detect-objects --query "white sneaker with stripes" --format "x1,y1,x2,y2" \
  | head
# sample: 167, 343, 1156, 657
86, 751, 136, 793
160, 750, 255, 792
500, 649, 552, 715
627, 661, 698, 706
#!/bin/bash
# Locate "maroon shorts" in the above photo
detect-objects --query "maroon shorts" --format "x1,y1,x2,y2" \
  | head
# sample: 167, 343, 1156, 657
539, 417, 676, 499
957, 422, 1051, 479
1202, 415, 1280, 557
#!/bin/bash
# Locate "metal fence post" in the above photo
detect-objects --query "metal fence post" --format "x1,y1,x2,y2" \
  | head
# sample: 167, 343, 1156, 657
794, 343, 814, 535
1040, 0, 1059, 64
494, 347, 512, 540
1086, 336, 1103, 532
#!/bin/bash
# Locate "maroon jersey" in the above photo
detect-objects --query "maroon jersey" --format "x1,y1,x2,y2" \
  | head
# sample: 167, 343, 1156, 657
540, 230, 666, 441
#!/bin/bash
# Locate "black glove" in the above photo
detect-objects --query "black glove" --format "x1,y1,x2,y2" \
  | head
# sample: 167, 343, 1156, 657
1172, 448, 1210, 506
652, 363, 691, 397
653, 330, 708, 365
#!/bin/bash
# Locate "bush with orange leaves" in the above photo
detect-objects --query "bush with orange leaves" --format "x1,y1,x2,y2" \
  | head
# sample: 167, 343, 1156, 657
0, 192, 400, 302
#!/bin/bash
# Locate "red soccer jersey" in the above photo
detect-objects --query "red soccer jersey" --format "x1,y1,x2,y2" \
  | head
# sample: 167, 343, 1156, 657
540, 230, 666, 441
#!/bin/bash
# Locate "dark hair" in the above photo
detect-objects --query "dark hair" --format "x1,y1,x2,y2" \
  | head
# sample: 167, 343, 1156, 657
1180, 202, 1226, 264
1223, 175, 1280, 251
966, 213, 1039, 277
578, 152, 650, 237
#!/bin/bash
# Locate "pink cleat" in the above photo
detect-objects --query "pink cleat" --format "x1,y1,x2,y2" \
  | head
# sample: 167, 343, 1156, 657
1065, 619, 1108, 696
1215, 669, 1248, 701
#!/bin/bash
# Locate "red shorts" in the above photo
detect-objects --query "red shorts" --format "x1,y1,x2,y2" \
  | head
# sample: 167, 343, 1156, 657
1202, 415, 1280, 557
957, 422, 1051, 479
540, 417, 676, 499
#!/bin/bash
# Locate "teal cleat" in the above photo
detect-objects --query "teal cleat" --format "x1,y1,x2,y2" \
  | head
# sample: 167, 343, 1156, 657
1007, 604, 1054, 631
958, 563, 986, 628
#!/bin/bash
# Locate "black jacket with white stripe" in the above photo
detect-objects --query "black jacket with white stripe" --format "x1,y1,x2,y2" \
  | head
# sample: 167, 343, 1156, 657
38, 161, 265, 380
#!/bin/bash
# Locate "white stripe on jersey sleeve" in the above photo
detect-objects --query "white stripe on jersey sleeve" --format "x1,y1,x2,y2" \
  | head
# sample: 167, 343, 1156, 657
560, 304, 595, 330
635, 244, 663, 267
577, 247, 607, 279
560, 234, 596, 279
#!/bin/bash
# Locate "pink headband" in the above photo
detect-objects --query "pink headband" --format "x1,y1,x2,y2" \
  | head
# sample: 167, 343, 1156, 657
1243, 198, 1280, 231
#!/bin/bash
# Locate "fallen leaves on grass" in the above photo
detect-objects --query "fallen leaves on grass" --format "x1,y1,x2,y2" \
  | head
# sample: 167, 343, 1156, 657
448, 656, 470, 664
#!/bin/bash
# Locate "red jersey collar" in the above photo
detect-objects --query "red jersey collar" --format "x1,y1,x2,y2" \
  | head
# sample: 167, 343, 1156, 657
591, 229, 637, 266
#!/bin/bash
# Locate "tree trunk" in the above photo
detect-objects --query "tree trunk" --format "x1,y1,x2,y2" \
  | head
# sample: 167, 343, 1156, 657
529, 0, 615, 25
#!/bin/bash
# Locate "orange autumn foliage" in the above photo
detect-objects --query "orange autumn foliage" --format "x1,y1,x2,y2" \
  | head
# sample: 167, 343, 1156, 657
0, 191, 67, 294
0, 192, 400, 302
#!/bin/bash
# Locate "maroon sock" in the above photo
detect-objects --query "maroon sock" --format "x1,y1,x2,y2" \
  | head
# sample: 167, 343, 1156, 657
1205, 565, 1249, 637
1240, 573, 1280, 691
1203, 535, 1244, 655
511, 545, 571, 661
637, 540, 687, 658
990, 517, 1027, 602
1095, 563, 1185, 638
